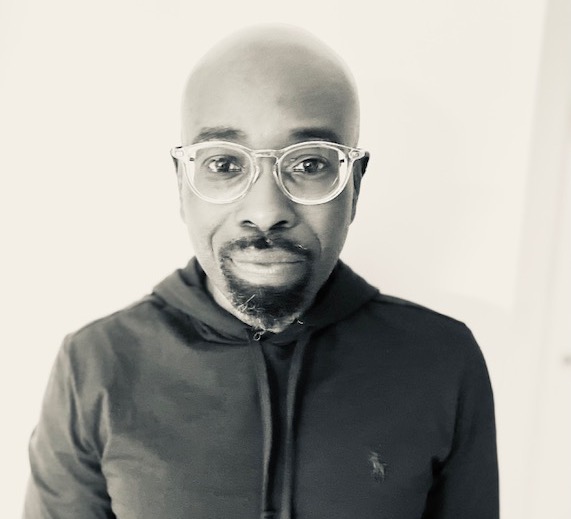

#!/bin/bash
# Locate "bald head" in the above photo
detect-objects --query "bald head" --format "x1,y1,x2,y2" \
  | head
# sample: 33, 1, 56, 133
180, 25, 361, 148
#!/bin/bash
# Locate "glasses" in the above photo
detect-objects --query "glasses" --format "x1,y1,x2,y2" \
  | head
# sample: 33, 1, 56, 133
170, 140, 368, 205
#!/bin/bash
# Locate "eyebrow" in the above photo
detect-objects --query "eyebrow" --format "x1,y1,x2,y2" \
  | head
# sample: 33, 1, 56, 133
193, 126, 248, 143
192, 126, 343, 146
290, 128, 342, 144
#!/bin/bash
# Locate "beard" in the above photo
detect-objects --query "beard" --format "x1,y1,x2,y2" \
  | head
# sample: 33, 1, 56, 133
218, 235, 313, 331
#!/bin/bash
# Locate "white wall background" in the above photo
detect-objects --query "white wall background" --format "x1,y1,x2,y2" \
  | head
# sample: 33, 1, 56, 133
1, 0, 570, 517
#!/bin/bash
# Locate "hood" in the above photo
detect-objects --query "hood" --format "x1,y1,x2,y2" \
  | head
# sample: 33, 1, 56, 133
151, 257, 379, 343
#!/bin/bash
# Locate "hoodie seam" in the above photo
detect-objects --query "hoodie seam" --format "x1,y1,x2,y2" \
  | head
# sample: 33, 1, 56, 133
65, 296, 157, 338
370, 294, 467, 327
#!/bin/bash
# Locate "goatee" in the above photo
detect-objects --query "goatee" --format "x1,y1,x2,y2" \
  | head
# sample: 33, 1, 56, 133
219, 235, 312, 331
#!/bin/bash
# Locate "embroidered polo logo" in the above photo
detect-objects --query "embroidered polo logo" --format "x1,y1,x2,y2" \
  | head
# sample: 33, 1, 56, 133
369, 450, 387, 482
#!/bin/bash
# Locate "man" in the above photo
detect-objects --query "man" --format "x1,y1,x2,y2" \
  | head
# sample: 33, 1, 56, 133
24, 25, 499, 519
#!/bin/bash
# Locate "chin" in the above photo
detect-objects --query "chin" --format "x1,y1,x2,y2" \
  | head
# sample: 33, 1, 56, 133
224, 268, 312, 331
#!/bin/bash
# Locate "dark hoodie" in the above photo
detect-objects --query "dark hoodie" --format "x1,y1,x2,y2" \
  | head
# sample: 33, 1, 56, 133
24, 259, 499, 519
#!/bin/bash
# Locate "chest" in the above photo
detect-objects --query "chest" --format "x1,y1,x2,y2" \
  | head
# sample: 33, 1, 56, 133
98, 337, 455, 519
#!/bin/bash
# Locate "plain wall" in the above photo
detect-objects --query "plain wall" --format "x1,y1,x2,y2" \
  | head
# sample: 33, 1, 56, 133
1, 0, 570, 516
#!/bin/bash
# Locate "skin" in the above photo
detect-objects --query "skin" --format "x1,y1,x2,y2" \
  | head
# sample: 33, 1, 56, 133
177, 25, 366, 332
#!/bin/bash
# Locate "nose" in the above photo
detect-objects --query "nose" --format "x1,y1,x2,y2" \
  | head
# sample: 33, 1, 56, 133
235, 158, 297, 232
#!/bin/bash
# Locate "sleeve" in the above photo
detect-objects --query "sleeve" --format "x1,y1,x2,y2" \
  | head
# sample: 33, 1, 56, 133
23, 336, 115, 519
422, 329, 500, 519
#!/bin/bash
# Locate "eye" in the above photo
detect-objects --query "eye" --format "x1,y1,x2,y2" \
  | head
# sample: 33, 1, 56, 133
205, 156, 243, 174
291, 157, 329, 174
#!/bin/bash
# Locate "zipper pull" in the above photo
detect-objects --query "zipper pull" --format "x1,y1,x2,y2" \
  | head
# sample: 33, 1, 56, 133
253, 330, 266, 341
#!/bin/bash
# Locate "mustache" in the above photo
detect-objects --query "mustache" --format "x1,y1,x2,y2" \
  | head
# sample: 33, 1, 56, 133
219, 235, 312, 258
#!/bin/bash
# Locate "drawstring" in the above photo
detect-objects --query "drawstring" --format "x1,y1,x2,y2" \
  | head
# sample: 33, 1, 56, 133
249, 336, 274, 519
249, 329, 312, 519
279, 332, 310, 519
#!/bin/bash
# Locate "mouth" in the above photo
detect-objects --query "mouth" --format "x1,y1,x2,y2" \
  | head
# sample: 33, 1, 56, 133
227, 248, 309, 286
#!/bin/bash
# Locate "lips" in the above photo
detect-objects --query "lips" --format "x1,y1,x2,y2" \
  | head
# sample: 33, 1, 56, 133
219, 235, 312, 287
227, 248, 308, 286
230, 247, 307, 264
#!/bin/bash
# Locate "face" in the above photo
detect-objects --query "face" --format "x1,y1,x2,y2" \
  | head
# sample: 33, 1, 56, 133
178, 44, 362, 331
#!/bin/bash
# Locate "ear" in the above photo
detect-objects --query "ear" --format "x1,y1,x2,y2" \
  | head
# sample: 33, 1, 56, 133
350, 152, 369, 222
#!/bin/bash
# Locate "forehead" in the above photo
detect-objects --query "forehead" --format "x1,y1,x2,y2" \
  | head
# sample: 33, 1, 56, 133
181, 45, 358, 147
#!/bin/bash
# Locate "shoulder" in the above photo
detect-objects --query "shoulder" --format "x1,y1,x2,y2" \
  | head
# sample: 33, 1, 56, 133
58, 293, 178, 383
369, 292, 471, 332
349, 292, 485, 369
65, 294, 163, 345
361, 292, 471, 332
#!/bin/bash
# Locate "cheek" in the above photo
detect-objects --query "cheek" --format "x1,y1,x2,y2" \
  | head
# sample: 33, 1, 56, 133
180, 190, 227, 263
303, 189, 354, 255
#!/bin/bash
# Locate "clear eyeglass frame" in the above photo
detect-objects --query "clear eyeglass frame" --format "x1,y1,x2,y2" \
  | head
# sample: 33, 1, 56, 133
170, 140, 369, 205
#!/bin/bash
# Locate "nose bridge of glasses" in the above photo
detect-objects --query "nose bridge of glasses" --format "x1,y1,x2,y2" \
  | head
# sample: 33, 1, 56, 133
250, 150, 281, 178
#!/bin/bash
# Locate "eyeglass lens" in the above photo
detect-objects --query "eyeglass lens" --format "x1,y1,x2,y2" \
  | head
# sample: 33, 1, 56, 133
189, 144, 344, 202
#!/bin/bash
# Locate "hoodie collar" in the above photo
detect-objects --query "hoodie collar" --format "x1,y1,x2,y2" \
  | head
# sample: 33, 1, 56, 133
152, 257, 378, 344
